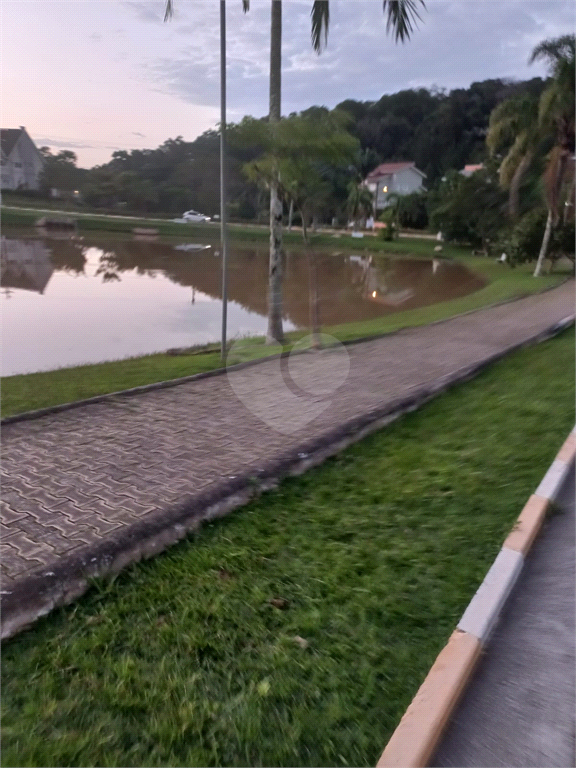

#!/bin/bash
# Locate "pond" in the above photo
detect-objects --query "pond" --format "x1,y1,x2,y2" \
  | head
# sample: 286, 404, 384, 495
1, 230, 485, 376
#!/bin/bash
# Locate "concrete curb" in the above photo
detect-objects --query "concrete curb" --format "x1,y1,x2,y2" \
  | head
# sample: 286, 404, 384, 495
376, 427, 576, 768
2, 279, 571, 427
1, 317, 574, 640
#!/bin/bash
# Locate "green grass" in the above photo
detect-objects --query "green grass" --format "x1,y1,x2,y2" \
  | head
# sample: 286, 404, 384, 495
1, 329, 574, 767
1, 247, 568, 417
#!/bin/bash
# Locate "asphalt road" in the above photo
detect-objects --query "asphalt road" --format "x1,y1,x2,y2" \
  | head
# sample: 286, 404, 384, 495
433, 463, 575, 768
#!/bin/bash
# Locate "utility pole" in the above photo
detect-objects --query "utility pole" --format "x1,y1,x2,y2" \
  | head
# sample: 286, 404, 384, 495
220, 0, 229, 362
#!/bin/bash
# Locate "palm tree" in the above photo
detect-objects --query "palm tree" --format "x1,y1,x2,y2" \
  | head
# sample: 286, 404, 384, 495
169, 1, 425, 341
347, 182, 374, 230
530, 34, 575, 276
310, 0, 426, 52
261, 0, 426, 341
486, 93, 541, 220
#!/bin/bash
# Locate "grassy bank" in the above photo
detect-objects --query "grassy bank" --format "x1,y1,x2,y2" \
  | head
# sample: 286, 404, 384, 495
1, 255, 568, 417
2, 329, 574, 768
3, 204, 451, 252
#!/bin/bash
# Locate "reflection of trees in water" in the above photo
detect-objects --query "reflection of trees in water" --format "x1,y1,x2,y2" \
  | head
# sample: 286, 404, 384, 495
34, 234, 485, 329
91, 240, 172, 283
94, 252, 121, 283
45, 237, 87, 275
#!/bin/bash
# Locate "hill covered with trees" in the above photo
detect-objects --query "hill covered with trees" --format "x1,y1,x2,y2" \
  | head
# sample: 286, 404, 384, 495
37, 75, 546, 223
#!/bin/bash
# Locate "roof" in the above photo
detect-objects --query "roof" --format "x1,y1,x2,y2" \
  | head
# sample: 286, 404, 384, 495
1, 128, 24, 159
463, 164, 483, 172
366, 162, 426, 180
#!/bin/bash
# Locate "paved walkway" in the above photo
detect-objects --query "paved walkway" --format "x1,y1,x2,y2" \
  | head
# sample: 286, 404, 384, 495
433, 465, 575, 768
1, 282, 573, 590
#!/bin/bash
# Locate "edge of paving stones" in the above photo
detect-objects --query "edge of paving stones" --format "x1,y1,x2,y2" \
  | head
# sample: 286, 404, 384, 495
2, 278, 571, 426
376, 428, 576, 768
1, 314, 574, 641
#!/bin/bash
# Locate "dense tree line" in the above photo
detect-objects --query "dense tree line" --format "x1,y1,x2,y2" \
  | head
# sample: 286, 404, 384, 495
37, 75, 545, 223
34, 44, 573, 275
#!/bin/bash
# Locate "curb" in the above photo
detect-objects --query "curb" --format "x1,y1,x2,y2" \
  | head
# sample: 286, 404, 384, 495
2, 315, 574, 641
376, 427, 576, 768
2, 279, 571, 426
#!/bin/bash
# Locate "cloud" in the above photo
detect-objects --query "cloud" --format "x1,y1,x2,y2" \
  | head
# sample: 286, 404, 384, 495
145, 0, 575, 118
132, 131, 146, 137
34, 138, 98, 149
123, 1, 164, 25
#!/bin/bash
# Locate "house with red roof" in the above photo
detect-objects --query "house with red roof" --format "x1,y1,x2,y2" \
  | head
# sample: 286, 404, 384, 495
461, 163, 484, 177
364, 161, 426, 212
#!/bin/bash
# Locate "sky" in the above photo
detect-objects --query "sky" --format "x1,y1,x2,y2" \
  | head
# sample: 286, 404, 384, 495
2, 0, 574, 168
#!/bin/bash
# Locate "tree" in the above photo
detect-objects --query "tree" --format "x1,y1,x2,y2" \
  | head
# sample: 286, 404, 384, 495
239, 110, 359, 242
530, 34, 575, 276
486, 93, 542, 219
347, 182, 374, 231
38, 148, 85, 195
429, 167, 507, 251
165, 0, 424, 342
244, 0, 426, 343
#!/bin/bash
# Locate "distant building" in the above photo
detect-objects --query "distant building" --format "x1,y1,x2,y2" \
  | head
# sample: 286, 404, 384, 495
460, 163, 484, 177
364, 162, 426, 212
1, 127, 45, 191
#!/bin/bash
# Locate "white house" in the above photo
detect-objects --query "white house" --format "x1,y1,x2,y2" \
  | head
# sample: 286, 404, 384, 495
1, 127, 45, 191
364, 162, 426, 212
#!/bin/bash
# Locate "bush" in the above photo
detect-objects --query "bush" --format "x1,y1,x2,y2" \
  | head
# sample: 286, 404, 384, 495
498, 209, 575, 270
378, 210, 397, 240
499, 208, 547, 266
396, 191, 429, 229
551, 220, 576, 266
428, 169, 507, 250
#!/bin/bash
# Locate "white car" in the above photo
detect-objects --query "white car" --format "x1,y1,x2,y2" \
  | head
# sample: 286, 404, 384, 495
182, 210, 211, 222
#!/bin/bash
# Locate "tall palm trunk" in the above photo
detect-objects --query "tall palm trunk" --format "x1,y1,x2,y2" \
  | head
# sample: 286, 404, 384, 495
534, 150, 568, 276
533, 209, 554, 277
509, 152, 532, 219
267, 0, 284, 344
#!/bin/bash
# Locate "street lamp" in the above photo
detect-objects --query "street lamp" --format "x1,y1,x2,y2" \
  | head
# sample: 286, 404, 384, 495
165, 0, 228, 363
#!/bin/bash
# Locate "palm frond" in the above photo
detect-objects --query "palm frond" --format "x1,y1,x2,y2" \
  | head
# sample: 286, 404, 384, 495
164, 0, 173, 22
382, 0, 426, 43
498, 133, 530, 187
508, 151, 533, 219
486, 94, 538, 155
311, 1, 330, 54
529, 34, 575, 69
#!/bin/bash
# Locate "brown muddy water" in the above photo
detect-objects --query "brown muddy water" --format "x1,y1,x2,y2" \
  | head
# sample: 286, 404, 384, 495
1, 230, 484, 376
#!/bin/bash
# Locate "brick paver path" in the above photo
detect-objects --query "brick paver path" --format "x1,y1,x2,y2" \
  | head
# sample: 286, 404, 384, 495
2, 282, 574, 588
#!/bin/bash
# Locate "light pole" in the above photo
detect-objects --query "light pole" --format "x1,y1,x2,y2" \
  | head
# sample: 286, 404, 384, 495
220, 0, 229, 363
165, 0, 228, 361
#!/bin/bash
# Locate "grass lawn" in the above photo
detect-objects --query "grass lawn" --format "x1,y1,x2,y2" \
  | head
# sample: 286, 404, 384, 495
1, 227, 569, 417
1, 328, 574, 767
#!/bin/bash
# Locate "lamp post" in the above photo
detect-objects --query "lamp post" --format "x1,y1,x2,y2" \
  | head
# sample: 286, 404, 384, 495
164, 0, 228, 361
220, 0, 229, 363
